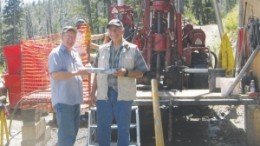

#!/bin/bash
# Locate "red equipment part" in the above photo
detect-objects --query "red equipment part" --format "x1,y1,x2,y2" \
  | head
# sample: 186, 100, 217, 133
153, 34, 166, 51
3, 45, 21, 75
182, 27, 208, 66
109, 0, 213, 89
109, 5, 134, 26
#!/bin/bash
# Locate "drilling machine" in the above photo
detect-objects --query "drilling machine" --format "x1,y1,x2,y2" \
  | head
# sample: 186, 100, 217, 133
109, 0, 216, 90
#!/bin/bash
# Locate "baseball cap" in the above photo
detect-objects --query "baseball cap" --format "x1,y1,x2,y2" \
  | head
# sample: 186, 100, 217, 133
75, 19, 86, 27
62, 26, 77, 34
107, 19, 123, 28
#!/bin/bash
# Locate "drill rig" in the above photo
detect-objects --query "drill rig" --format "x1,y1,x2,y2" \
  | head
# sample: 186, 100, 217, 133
109, 0, 217, 90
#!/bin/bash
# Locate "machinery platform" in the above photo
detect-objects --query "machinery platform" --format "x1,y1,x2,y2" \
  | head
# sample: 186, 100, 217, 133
18, 89, 260, 110
135, 89, 260, 106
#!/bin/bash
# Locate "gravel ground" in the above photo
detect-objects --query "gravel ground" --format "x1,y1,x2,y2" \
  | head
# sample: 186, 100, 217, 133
5, 105, 247, 146
138, 105, 247, 146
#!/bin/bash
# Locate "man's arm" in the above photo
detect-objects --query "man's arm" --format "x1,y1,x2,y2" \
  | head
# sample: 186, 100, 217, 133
113, 68, 144, 78
51, 69, 89, 80
90, 42, 100, 49
91, 33, 105, 40
90, 32, 109, 49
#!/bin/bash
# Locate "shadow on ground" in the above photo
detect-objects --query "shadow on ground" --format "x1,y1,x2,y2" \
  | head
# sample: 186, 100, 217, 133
139, 105, 247, 146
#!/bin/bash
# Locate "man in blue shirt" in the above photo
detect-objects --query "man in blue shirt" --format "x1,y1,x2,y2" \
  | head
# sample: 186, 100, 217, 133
91, 19, 148, 146
48, 26, 89, 146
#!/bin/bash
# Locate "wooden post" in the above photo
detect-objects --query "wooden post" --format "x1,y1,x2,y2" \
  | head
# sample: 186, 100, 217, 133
151, 79, 165, 146
245, 105, 260, 146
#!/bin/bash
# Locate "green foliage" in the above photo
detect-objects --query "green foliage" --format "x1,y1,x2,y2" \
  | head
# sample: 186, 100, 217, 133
211, 39, 221, 55
190, 0, 216, 25
2, 0, 24, 45
0, 48, 4, 68
0, 64, 6, 75
183, 0, 238, 25
184, 9, 199, 25
223, 4, 238, 38
220, 0, 238, 15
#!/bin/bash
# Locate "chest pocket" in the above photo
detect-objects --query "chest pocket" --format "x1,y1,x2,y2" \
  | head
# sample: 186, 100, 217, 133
120, 51, 134, 69
98, 50, 109, 68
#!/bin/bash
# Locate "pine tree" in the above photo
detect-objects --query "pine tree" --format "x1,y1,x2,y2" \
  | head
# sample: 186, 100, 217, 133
2, 0, 24, 45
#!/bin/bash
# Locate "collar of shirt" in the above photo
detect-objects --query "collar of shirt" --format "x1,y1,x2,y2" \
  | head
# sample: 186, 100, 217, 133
60, 44, 67, 52
108, 39, 130, 52
60, 44, 77, 55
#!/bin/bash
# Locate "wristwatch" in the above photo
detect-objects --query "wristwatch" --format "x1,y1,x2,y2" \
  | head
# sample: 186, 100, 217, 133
124, 69, 129, 77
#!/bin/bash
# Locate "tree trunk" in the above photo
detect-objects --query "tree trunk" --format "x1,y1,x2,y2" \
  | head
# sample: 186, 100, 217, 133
226, 0, 230, 13
95, 2, 99, 34
47, 0, 53, 35
85, 0, 93, 32
25, 10, 34, 39
107, 0, 111, 20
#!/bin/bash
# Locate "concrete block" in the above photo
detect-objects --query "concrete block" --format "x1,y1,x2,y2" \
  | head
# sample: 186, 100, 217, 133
21, 134, 45, 146
21, 108, 41, 125
216, 77, 240, 95
22, 118, 46, 141
44, 126, 51, 144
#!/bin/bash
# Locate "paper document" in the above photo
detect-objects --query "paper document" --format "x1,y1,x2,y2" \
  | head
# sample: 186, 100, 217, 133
85, 68, 117, 74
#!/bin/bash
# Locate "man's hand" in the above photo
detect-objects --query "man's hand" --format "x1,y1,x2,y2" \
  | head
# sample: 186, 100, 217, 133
113, 68, 127, 77
104, 31, 109, 37
77, 68, 90, 75
85, 63, 92, 68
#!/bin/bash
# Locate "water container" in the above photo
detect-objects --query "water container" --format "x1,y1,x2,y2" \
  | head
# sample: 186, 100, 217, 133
250, 80, 255, 93
208, 68, 225, 92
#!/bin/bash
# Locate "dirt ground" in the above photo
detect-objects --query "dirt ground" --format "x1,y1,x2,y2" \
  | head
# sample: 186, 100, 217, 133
4, 104, 247, 146
139, 105, 247, 146
64, 105, 248, 146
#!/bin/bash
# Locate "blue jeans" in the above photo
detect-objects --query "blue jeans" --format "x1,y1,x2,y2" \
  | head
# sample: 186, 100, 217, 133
54, 103, 80, 146
96, 87, 133, 146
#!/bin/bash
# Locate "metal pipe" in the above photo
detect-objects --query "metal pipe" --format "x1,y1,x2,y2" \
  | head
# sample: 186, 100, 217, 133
234, 0, 244, 76
238, 0, 243, 27
136, 108, 141, 146
235, 1, 248, 76
176, 0, 183, 58
212, 0, 224, 38
157, 12, 162, 33
156, 53, 161, 82
167, 12, 170, 28
226, 45, 260, 95
117, 0, 124, 6
150, 12, 153, 30
168, 100, 173, 142
176, 0, 181, 13
183, 68, 208, 73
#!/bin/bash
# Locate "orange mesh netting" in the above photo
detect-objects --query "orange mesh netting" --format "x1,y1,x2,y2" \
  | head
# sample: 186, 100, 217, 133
19, 25, 92, 111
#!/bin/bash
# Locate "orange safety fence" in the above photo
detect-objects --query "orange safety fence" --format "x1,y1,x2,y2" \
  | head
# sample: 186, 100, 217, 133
2, 25, 92, 112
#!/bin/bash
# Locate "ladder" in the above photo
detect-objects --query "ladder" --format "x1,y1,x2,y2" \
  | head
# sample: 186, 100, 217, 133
87, 106, 141, 146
